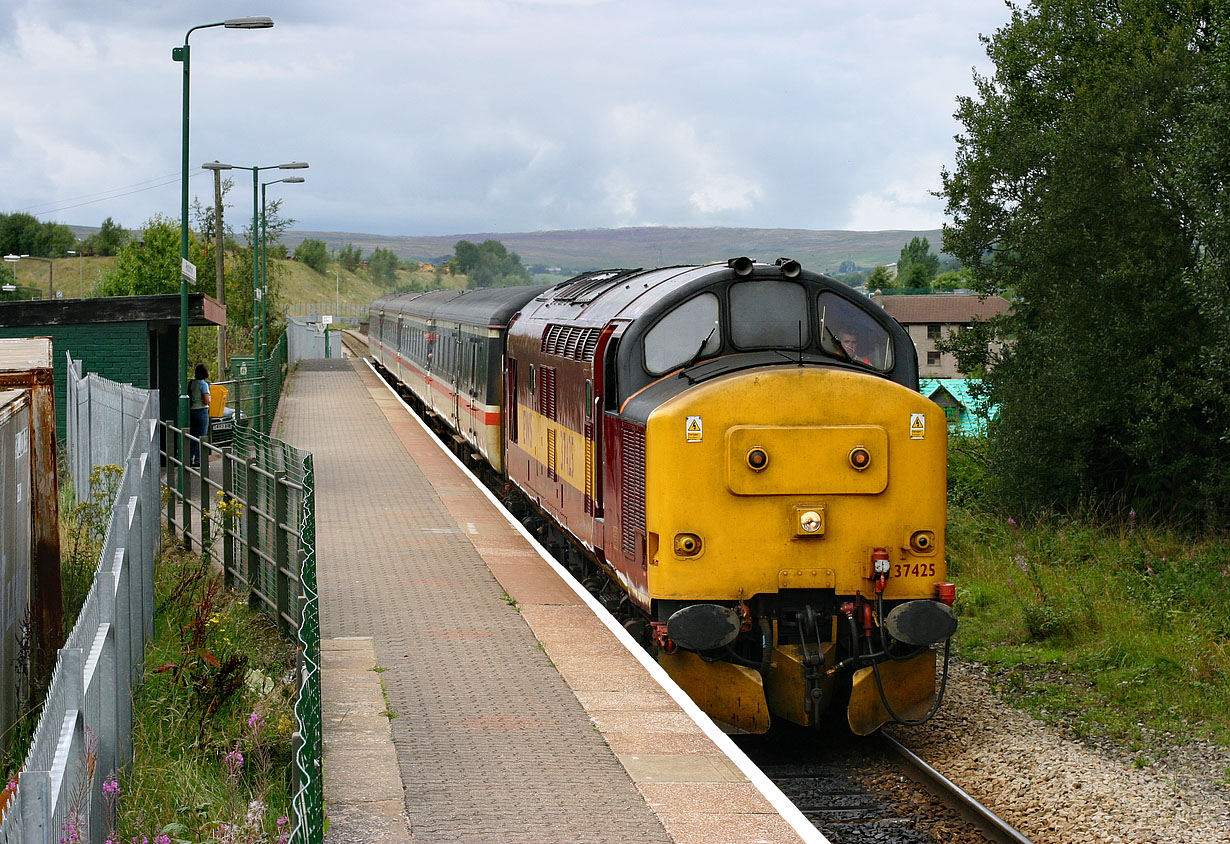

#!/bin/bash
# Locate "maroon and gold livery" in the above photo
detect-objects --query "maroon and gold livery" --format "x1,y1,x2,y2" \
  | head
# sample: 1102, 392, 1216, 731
371, 259, 957, 735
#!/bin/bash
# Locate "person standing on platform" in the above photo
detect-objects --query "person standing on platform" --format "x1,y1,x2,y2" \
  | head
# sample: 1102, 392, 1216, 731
188, 363, 211, 467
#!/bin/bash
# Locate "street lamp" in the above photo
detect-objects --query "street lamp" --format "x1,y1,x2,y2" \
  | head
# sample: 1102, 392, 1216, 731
4, 254, 53, 298
66, 250, 84, 290
202, 160, 307, 369
174, 15, 274, 429
332, 268, 340, 314
259, 175, 305, 361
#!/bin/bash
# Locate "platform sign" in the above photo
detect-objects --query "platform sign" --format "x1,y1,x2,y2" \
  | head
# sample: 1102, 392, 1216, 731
181, 258, 196, 285
321, 315, 333, 325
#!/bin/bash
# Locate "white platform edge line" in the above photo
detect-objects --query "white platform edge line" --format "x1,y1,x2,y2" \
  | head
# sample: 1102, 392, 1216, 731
363, 356, 829, 844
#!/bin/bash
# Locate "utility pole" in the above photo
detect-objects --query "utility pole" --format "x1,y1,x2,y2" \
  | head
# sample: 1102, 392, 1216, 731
213, 167, 227, 379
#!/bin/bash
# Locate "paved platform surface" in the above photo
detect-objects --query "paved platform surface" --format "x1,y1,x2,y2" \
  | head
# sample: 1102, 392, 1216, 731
276, 358, 810, 844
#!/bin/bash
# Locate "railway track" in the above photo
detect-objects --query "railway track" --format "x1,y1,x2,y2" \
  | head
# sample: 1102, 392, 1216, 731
734, 721, 1034, 844
351, 331, 1034, 844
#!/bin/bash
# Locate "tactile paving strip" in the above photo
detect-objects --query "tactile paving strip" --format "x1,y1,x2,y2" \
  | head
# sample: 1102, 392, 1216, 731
278, 362, 671, 844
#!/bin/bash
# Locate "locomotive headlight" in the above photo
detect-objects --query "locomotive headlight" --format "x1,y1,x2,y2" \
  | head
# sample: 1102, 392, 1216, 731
793, 505, 825, 537
746, 447, 769, 471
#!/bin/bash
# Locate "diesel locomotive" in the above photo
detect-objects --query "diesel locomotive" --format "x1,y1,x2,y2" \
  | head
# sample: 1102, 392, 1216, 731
368, 258, 957, 735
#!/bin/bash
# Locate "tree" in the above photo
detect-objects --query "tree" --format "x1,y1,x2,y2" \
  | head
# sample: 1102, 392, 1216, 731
337, 244, 362, 272
367, 247, 399, 285
0, 212, 74, 258
84, 217, 131, 256
896, 236, 939, 289
448, 239, 531, 288
865, 265, 894, 291
295, 238, 329, 273
940, 0, 1227, 525
98, 215, 188, 296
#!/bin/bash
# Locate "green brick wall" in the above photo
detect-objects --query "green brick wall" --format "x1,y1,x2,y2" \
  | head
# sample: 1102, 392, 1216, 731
0, 321, 152, 439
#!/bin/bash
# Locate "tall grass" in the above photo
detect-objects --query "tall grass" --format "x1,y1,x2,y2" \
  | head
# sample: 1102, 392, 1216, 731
947, 450, 1230, 751
113, 541, 297, 843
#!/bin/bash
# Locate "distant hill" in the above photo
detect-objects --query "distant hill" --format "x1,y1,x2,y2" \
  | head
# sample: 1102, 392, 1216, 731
66, 223, 944, 276
276, 226, 944, 275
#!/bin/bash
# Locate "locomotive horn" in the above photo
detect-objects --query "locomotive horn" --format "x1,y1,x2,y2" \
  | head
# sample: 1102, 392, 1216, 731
728, 256, 755, 277
775, 257, 801, 278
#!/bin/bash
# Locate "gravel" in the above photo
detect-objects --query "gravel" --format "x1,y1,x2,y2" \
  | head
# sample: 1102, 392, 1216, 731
885, 661, 1230, 844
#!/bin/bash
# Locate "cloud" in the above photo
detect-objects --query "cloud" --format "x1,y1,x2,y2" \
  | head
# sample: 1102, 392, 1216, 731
0, 1, 1010, 236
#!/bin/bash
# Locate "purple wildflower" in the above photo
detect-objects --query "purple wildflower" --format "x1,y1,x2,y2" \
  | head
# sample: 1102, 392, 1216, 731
224, 745, 245, 779
248, 710, 264, 733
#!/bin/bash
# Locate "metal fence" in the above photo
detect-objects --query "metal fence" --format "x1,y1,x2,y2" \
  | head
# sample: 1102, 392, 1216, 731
284, 301, 367, 325
163, 413, 321, 844
0, 353, 323, 844
0, 393, 160, 844
286, 317, 341, 364
65, 355, 158, 505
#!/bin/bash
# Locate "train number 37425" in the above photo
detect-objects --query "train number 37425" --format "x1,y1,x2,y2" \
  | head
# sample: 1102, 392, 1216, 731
893, 562, 936, 578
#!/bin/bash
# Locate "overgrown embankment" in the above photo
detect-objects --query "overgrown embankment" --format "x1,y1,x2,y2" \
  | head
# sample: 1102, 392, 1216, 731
947, 437, 1230, 761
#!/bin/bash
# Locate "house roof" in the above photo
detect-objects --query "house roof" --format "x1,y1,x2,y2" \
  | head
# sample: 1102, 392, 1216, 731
919, 378, 997, 435
874, 293, 1010, 324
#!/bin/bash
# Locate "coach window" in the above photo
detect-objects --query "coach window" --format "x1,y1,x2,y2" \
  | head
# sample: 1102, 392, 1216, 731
643, 293, 721, 375
817, 292, 894, 372
730, 280, 808, 349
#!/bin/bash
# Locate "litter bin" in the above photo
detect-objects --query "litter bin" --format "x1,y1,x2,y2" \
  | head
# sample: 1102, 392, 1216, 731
208, 384, 235, 445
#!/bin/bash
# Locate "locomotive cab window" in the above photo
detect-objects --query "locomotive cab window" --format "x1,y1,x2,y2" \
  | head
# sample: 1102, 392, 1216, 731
643, 293, 721, 375
730, 279, 808, 349
817, 292, 894, 372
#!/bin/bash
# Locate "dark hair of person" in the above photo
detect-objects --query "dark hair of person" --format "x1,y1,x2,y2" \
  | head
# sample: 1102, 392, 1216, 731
194, 364, 208, 380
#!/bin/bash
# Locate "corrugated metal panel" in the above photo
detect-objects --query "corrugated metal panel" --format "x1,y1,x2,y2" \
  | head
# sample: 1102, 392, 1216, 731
0, 388, 31, 757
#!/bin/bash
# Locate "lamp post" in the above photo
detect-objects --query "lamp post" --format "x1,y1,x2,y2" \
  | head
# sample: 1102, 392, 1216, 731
173, 15, 274, 429
66, 250, 84, 290
259, 175, 305, 362
3, 254, 53, 298
332, 268, 340, 315
202, 161, 307, 370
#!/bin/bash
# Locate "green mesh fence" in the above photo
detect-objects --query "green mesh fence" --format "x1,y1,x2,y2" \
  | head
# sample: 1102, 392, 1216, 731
230, 423, 322, 844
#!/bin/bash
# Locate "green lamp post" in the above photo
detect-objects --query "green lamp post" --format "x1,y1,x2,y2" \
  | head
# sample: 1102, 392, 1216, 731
199, 161, 308, 372
259, 175, 306, 362
173, 16, 274, 428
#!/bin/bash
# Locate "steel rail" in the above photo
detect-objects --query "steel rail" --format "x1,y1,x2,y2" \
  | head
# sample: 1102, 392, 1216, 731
877, 731, 1036, 844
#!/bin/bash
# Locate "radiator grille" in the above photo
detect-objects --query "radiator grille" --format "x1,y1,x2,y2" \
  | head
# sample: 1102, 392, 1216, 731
541, 325, 602, 361
621, 424, 646, 557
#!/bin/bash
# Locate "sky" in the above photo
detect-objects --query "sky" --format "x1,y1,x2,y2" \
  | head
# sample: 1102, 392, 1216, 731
0, 1, 1012, 239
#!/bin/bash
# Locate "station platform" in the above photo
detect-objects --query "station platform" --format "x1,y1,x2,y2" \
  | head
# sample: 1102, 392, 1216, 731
275, 357, 817, 844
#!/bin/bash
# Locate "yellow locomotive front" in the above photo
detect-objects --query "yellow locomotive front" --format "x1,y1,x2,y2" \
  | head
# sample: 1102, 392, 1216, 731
645, 365, 955, 735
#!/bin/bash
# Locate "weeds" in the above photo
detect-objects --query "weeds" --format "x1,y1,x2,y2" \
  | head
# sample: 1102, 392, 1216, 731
114, 537, 297, 842
950, 503, 1230, 747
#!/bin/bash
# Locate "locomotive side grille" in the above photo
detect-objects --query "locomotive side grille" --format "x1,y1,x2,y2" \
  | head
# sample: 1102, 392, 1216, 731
541, 324, 603, 361
621, 423, 646, 557
547, 428, 558, 481
539, 365, 557, 420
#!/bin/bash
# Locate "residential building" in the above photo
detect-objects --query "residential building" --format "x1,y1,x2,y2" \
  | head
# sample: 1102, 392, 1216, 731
872, 293, 1010, 378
